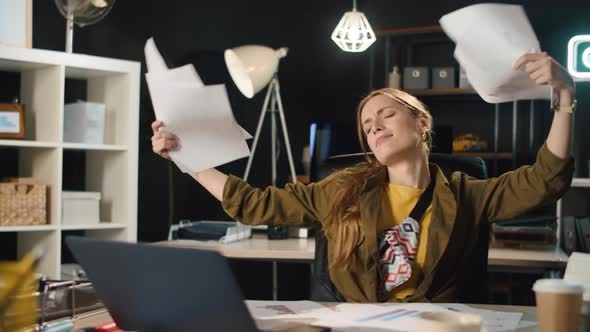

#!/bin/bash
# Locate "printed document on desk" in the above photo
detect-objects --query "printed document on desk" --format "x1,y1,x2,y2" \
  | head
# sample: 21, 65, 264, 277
440, 3, 551, 103
144, 38, 252, 173
246, 300, 328, 319
310, 303, 452, 331
246, 301, 524, 332
441, 304, 522, 332
246, 301, 328, 331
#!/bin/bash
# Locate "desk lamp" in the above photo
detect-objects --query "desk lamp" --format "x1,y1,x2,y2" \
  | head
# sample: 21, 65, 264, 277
224, 45, 297, 185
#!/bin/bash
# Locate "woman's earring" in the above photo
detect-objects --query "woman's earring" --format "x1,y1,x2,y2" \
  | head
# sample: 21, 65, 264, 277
422, 131, 427, 142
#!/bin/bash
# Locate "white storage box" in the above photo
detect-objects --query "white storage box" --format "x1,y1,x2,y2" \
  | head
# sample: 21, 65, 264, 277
62, 191, 101, 225
63, 101, 106, 144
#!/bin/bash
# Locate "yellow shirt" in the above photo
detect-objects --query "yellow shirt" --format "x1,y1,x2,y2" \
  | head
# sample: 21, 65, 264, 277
378, 183, 433, 300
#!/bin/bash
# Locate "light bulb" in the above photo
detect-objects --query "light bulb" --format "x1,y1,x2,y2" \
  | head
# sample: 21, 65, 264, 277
331, 10, 376, 53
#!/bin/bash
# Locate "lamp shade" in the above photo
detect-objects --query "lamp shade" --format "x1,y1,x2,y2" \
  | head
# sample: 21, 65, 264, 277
224, 45, 287, 98
331, 9, 376, 53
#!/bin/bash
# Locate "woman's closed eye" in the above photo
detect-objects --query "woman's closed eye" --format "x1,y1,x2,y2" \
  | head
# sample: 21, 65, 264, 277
384, 111, 396, 118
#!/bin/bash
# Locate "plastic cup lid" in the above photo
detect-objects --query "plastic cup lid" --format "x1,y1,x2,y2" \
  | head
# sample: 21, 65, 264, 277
533, 278, 584, 294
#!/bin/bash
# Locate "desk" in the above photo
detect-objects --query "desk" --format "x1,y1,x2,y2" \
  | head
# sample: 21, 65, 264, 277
162, 234, 569, 299
72, 304, 538, 331
162, 234, 315, 261
488, 246, 568, 277
163, 234, 568, 266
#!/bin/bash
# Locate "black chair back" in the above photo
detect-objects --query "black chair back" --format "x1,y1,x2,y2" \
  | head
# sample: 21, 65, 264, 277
309, 152, 489, 303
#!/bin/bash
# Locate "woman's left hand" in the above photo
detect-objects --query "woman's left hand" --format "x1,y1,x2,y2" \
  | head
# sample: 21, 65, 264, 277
513, 52, 574, 93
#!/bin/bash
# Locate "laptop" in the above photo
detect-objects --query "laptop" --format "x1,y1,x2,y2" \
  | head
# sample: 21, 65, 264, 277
65, 236, 258, 332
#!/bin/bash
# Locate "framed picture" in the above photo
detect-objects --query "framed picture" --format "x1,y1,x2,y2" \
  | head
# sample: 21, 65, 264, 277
0, 104, 25, 139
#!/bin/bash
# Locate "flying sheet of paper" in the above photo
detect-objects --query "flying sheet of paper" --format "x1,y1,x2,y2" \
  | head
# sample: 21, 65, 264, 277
144, 38, 252, 173
440, 3, 551, 103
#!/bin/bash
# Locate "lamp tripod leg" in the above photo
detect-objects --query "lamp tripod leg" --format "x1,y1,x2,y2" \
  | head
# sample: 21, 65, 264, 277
243, 79, 274, 181
273, 79, 298, 184
270, 89, 278, 186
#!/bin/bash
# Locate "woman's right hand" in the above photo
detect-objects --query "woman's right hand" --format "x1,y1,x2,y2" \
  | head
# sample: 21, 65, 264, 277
151, 120, 178, 160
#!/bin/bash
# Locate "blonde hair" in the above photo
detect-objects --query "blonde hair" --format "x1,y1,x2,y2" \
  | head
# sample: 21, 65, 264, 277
324, 88, 433, 269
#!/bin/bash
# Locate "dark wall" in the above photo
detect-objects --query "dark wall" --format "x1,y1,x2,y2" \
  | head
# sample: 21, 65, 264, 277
28, 0, 590, 242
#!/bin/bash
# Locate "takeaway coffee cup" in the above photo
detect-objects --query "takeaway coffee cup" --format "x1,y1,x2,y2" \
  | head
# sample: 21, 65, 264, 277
533, 278, 584, 332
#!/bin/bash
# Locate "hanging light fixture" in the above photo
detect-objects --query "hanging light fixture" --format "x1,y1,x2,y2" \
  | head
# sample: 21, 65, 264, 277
331, 0, 376, 53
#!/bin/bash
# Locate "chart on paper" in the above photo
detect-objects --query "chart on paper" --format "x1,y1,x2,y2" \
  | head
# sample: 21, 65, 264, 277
353, 308, 430, 322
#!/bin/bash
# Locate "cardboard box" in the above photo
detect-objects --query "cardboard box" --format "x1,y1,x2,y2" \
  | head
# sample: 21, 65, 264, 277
403, 67, 429, 89
64, 102, 106, 144
62, 191, 101, 225
432, 67, 456, 88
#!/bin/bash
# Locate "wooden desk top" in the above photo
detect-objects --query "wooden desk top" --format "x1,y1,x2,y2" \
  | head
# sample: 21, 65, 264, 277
160, 233, 315, 261
72, 304, 537, 331
162, 234, 568, 268
488, 246, 568, 269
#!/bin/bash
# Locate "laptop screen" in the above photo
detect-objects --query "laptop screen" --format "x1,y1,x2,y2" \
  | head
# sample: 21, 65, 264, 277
66, 236, 258, 332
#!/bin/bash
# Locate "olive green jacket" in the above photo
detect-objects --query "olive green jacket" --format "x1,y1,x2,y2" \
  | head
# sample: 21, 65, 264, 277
222, 143, 574, 303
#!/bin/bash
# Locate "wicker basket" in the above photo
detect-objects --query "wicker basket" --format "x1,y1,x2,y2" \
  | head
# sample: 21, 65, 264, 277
0, 178, 47, 226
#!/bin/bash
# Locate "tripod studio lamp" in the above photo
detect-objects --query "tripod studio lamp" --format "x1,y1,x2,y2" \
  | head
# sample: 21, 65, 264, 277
224, 45, 298, 185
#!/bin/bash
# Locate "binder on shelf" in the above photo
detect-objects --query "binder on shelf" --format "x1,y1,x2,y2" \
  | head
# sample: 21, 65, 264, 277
491, 216, 557, 249
562, 216, 579, 254
576, 217, 590, 253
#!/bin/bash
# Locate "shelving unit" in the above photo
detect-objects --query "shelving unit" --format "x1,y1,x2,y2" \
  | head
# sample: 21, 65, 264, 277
571, 178, 590, 188
369, 25, 549, 173
61, 223, 127, 231
453, 151, 513, 159
0, 45, 140, 279
62, 142, 127, 151
370, 25, 581, 260
403, 87, 477, 96
0, 139, 59, 148
556, 178, 590, 248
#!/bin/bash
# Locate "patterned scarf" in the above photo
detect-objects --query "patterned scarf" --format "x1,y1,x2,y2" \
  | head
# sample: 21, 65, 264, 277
377, 174, 434, 294
378, 217, 420, 292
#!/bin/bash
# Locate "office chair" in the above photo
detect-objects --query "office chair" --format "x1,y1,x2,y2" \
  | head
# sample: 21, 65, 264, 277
309, 152, 489, 303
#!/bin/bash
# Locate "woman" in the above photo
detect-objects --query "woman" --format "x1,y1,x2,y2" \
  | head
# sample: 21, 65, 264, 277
151, 52, 576, 303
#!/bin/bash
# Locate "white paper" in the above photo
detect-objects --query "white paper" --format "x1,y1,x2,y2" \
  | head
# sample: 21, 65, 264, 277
145, 38, 171, 74
245, 300, 328, 331
245, 301, 524, 332
441, 303, 523, 332
440, 4, 551, 103
246, 300, 328, 319
310, 303, 452, 331
144, 38, 252, 173
565, 252, 590, 301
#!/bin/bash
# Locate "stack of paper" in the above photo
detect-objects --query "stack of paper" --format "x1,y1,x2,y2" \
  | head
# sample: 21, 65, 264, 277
144, 38, 252, 173
245, 300, 525, 332
440, 3, 551, 103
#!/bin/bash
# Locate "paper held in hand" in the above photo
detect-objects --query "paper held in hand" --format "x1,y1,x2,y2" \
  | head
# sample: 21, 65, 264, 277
144, 38, 252, 173
440, 3, 552, 103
